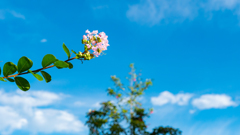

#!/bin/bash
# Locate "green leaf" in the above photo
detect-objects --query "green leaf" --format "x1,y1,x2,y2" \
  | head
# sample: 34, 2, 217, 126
28, 70, 43, 81
71, 50, 77, 54
0, 77, 6, 82
15, 77, 30, 91
42, 54, 57, 68
3, 62, 17, 77
6, 78, 15, 82
54, 60, 69, 69
40, 71, 51, 83
17, 56, 33, 73
67, 62, 73, 69
63, 43, 70, 59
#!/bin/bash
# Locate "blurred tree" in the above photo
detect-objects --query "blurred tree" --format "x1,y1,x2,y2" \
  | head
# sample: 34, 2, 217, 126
85, 64, 182, 135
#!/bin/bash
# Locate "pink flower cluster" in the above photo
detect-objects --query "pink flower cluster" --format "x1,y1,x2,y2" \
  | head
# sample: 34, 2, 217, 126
83, 29, 109, 57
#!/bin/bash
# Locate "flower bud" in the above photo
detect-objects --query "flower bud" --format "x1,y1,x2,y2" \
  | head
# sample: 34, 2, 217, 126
78, 51, 82, 56
93, 36, 97, 41
97, 48, 102, 53
97, 37, 102, 43
82, 39, 87, 44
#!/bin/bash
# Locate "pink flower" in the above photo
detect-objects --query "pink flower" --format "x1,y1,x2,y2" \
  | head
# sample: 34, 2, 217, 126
150, 111, 153, 114
83, 30, 109, 57
87, 34, 93, 39
133, 78, 136, 81
93, 51, 100, 57
86, 44, 91, 48
92, 46, 100, 57
92, 46, 98, 52
91, 40, 96, 45
116, 96, 119, 99
98, 32, 106, 37
92, 30, 98, 34
85, 29, 90, 34
96, 42, 102, 47
83, 35, 87, 39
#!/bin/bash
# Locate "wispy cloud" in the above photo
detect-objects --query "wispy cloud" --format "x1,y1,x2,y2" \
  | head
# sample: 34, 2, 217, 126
192, 94, 238, 110
40, 39, 47, 43
189, 109, 196, 114
186, 119, 236, 135
92, 5, 109, 10
74, 101, 85, 107
127, 0, 240, 25
0, 9, 25, 20
151, 91, 193, 106
8, 10, 25, 19
0, 89, 86, 134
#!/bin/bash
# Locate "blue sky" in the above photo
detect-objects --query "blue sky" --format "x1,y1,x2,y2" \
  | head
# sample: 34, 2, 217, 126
0, 0, 240, 134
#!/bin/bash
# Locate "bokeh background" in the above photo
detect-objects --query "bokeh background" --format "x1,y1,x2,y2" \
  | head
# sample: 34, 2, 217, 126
0, 0, 240, 134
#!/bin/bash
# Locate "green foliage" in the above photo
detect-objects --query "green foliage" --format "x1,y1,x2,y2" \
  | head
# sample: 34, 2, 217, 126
15, 77, 30, 91
0, 77, 6, 82
63, 43, 71, 59
40, 71, 51, 83
42, 54, 57, 68
0, 43, 87, 91
17, 56, 33, 73
6, 77, 15, 82
85, 64, 182, 135
3, 62, 17, 77
28, 70, 43, 81
54, 60, 69, 69
0, 43, 93, 91
148, 127, 182, 135
66, 62, 73, 69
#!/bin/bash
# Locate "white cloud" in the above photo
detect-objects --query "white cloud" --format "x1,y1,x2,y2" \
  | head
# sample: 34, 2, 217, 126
0, 106, 27, 135
189, 109, 196, 114
40, 39, 47, 43
28, 109, 85, 134
0, 9, 25, 20
0, 89, 86, 134
151, 91, 193, 106
127, 0, 240, 25
92, 102, 101, 108
0, 90, 60, 107
74, 101, 85, 107
192, 94, 238, 110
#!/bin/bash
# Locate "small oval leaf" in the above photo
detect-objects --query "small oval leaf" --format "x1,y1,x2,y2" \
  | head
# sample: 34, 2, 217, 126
63, 43, 70, 59
15, 77, 30, 91
17, 56, 33, 73
40, 71, 52, 83
42, 54, 57, 68
3, 62, 17, 77
0, 77, 6, 82
54, 61, 69, 69
71, 50, 77, 54
28, 70, 43, 81
67, 62, 73, 69
6, 78, 15, 82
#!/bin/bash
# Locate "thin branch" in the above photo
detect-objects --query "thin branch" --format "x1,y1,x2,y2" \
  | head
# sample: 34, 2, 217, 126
3, 56, 82, 79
